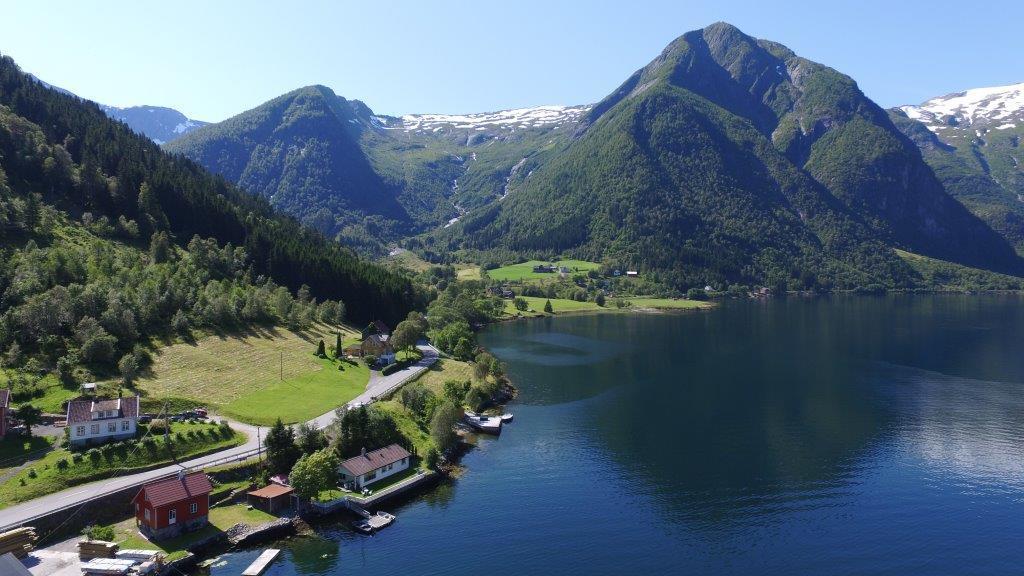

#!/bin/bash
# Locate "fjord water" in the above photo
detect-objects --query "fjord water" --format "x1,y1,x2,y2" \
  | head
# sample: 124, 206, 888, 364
202, 296, 1024, 575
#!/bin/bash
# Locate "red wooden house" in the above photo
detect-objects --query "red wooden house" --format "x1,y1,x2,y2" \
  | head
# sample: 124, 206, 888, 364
132, 472, 212, 540
0, 389, 9, 439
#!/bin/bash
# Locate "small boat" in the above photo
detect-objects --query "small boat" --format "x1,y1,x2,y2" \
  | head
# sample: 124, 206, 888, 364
376, 511, 396, 522
500, 413, 514, 423
352, 519, 373, 534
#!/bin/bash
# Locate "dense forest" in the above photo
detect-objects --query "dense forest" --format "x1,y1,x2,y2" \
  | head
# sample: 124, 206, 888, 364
0, 53, 420, 383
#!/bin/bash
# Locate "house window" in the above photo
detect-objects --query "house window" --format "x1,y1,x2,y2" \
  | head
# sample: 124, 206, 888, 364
90, 424, 99, 435
144, 508, 151, 521
121, 420, 130, 431
107, 422, 116, 433
76, 426, 85, 436
190, 502, 198, 514
134, 503, 139, 513
168, 509, 176, 524
365, 471, 377, 481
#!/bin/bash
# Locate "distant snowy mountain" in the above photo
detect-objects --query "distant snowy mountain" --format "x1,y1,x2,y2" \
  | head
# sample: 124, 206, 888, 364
99, 105, 207, 144
26, 74, 205, 143
900, 82, 1024, 133
375, 104, 590, 134
891, 82, 1024, 253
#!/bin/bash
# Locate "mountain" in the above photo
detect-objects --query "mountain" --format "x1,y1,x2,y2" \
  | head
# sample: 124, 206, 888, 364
891, 83, 1024, 252
100, 104, 207, 144
0, 52, 417, 348
26, 74, 206, 143
438, 22, 1022, 289
165, 87, 584, 252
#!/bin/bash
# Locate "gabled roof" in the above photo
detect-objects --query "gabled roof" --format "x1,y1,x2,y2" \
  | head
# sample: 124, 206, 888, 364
0, 388, 8, 409
372, 320, 390, 335
340, 444, 411, 477
248, 483, 294, 499
66, 395, 140, 425
134, 472, 212, 508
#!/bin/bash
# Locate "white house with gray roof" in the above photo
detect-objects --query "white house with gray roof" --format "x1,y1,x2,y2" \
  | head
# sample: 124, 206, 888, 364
66, 395, 140, 446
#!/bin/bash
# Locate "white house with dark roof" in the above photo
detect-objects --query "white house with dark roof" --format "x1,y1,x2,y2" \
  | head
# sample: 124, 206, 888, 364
339, 444, 411, 490
66, 395, 140, 446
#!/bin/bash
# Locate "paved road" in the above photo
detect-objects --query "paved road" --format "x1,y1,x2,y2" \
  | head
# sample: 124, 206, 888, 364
0, 344, 439, 531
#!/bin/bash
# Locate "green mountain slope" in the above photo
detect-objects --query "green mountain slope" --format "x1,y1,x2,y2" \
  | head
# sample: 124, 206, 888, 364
0, 50, 417, 368
891, 83, 1024, 253
165, 87, 584, 252
438, 22, 1022, 288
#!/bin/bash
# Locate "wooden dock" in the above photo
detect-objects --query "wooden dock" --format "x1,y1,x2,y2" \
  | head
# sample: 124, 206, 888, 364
242, 548, 281, 576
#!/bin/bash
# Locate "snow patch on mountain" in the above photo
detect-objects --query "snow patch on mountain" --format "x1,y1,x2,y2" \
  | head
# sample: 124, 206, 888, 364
901, 82, 1024, 130
397, 105, 590, 133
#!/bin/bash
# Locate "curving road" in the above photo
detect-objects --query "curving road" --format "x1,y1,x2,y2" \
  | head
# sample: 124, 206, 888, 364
0, 344, 439, 532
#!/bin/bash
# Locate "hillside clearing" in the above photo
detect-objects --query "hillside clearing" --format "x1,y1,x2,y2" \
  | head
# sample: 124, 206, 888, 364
486, 260, 600, 282
137, 323, 367, 424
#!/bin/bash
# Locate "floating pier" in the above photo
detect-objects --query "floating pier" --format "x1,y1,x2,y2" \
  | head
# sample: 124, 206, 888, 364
347, 502, 396, 533
463, 411, 502, 434
242, 548, 281, 576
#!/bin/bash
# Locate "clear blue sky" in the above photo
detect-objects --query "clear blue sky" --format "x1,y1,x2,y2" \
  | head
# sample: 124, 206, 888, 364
4, 0, 1022, 122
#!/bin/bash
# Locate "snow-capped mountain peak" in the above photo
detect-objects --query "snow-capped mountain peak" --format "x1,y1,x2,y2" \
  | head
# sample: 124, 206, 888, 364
391, 104, 591, 133
901, 82, 1024, 131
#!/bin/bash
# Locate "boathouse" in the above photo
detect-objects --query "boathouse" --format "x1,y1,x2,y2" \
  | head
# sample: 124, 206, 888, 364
247, 483, 295, 514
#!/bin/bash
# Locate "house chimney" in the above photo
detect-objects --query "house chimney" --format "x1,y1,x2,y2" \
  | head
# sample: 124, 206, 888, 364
361, 447, 367, 457
178, 469, 186, 481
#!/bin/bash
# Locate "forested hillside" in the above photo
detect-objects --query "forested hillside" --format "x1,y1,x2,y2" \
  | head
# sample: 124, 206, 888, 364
0, 54, 419, 384
433, 23, 1023, 290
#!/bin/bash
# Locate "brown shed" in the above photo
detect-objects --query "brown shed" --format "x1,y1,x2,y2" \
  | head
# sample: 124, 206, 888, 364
247, 484, 295, 514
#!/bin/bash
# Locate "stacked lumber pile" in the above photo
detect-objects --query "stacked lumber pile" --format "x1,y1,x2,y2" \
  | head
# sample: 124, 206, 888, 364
0, 527, 36, 558
79, 539, 119, 560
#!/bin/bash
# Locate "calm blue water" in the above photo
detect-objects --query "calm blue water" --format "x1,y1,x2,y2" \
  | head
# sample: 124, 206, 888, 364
199, 295, 1024, 575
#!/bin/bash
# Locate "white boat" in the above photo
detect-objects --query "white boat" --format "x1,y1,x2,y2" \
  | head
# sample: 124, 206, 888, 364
352, 519, 373, 534
500, 413, 514, 423
463, 411, 502, 434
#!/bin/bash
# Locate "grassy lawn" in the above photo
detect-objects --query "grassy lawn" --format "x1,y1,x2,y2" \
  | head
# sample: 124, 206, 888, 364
136, 323, 367, 425
487, 259, 600, 282
503, 296, 603, 317
0, 435, 56, 472
0, 372, 81, 414
111, 503, 276, 561
221, 356, 368, 426
373, 401, 434, 465
896, 249, 1023, 290
409, 358, 473, 397
0, 422, 244, 509
625, 297, 712, 310
455, 264, 481, 281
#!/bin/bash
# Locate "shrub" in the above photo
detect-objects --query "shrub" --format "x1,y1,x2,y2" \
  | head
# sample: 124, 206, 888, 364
142, 437, 157, 450
82, 524, 115, 542
149, 419, 170, 434
381, 362, 405, 376
686, 287, 709, 301
425, 447, 440, 470
27, 468, 37, 479
174, 432, 185, 443
186, 429, 196, 439
87, 448, 102, 462
56, 458, 69, 471
72, 453, 84, 464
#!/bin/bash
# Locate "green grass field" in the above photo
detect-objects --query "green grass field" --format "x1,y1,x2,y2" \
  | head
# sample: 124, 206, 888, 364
486, 260, 600, 282
625, 298, 712, 310
0, 422, 243, 509
221, 356, 368, 425
374, 400, 435, 465
503, 296, 711, 318
455, 264, 481, 281
0, 373, 81, 414
408, 358, 474, 397
137, 323, 367, 425
112, 503, 275, 561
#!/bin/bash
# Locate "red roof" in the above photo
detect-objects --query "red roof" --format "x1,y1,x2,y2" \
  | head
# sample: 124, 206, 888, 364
134, 472, 212, 508
0, 389, 8, 409
340, 444, 411, 477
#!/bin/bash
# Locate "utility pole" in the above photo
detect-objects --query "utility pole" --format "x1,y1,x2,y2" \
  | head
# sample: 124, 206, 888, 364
280, 350, 283, 381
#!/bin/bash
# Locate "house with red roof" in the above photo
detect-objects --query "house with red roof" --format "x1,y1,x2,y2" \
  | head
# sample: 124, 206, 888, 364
339, 444, 411, 490
66, 394, 140, 447
0, 389, 9, 439
133, 471, 213, 540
